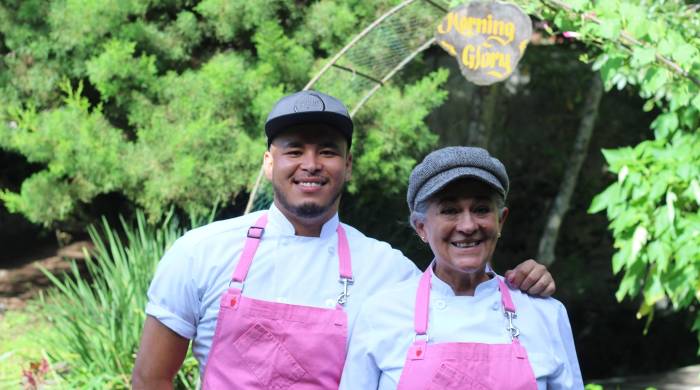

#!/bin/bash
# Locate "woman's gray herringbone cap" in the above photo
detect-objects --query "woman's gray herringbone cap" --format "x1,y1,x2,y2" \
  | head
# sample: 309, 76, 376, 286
406, 146, 509, 213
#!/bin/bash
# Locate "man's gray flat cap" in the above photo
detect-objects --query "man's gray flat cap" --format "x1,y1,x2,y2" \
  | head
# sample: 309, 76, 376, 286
407, 146, 509, 212
265, 90, 353, 147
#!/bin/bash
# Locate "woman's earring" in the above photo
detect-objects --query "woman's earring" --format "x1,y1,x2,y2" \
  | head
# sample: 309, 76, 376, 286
497, 232, 502, 238
420, 236, 427, 242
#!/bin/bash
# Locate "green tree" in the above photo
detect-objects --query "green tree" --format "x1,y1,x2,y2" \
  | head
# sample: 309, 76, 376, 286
0, 0, 447, 227
517, 0, 700, 347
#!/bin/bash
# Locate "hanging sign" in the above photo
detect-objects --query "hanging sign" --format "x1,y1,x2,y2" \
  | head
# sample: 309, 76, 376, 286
436, 1, 532, 86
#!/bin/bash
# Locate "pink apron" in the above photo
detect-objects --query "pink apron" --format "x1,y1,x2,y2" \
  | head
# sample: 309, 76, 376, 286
396, 267, 537, 389
202, 214, 353, 389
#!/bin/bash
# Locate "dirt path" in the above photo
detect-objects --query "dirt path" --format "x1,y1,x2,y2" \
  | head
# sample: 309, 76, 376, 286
0, 241, 92, 314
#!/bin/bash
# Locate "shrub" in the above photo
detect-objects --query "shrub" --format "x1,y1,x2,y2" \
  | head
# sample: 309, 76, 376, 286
40, 210, 200, 389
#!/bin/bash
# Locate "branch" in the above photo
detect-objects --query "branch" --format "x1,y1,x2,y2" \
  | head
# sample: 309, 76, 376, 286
542, 0, 700, 88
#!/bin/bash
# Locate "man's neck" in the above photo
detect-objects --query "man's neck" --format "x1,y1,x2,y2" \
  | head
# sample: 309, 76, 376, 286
273, 201, 337, 237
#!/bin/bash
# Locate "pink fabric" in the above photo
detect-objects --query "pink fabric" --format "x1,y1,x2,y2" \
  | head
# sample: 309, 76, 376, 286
202, 214, 352, 389
337, 224, 352, 279
396, 267, 537, 390
232, 214, 268, 283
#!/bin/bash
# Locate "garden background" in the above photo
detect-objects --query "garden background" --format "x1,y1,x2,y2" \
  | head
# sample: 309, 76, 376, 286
1, 0, 699, 388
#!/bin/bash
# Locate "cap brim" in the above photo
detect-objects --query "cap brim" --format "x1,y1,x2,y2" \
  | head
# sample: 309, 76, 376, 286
265, 112, 353, 145
415, 166, 505, 207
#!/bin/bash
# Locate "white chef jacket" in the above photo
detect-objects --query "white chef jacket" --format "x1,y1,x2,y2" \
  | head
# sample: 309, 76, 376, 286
339, 270, 584, 390
146, 203, 421, 376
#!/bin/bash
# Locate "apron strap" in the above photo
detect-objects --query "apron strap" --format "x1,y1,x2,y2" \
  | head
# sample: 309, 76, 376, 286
232, 214, 269, 283
498, 277, 516, 313
497, 278, 521, 341
337, 225, 353, 280
412, 267, 521, 343
230, 213, 354, 299
413, 267, 433, 335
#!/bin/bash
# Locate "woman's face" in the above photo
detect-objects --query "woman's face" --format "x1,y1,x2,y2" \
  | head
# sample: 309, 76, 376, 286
415, 179, 508, 275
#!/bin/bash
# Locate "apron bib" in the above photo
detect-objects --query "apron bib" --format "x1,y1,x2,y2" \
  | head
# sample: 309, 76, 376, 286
202, 214, 353, 389
396, 267, 537, 390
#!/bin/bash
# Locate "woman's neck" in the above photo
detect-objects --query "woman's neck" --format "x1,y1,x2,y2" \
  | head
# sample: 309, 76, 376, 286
434, 263, 490, 296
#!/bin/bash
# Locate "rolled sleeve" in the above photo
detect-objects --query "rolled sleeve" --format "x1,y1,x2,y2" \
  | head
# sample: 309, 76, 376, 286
145, 236, 200, 340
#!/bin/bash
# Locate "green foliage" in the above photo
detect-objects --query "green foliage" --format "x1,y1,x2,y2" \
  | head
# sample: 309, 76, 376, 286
0, 301, 61, 388
520, 0, 700, 347
0, 0, 445, 227
39, 211, 199, 389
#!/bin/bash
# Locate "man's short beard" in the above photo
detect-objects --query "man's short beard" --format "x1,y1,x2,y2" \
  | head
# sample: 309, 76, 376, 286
274, 184, 343, 219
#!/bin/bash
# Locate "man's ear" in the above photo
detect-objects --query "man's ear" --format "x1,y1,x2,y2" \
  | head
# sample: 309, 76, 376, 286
345, 153, 353, 182
263, 149, 273, 180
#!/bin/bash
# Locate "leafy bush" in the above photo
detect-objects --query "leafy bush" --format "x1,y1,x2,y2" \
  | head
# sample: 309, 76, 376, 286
40, 211, 200, 389
525, 0, 700, 346
0, 0, 447, 227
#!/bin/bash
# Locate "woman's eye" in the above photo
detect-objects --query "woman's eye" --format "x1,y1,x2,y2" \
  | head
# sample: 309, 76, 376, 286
440, 207, 459, 215
474, 206, 491, 214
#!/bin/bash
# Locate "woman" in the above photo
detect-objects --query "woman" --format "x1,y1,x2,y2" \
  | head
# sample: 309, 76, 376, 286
339, 146, 583, 389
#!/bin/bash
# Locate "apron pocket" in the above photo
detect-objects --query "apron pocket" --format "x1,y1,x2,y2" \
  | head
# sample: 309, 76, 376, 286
428, 362, 490, 390
233, 322, 307, 389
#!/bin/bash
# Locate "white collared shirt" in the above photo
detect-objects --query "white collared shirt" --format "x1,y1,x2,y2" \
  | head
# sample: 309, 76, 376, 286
339, 271, 584, 390
146, 204, 421, 375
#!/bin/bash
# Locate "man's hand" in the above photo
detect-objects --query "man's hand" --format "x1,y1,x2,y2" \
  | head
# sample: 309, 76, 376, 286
132, 316, 190, 390
504, 259, 555, 297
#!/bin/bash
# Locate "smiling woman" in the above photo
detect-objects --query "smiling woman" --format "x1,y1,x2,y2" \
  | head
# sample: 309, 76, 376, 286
413, 179, 507, 296
339, 146, 584, 390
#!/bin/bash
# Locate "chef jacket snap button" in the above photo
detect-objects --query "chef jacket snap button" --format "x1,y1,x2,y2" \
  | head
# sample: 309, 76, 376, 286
328, 246, 335, 254
325, 298, 336, 308
434, 299, 446, 310
492, 301, 500, 311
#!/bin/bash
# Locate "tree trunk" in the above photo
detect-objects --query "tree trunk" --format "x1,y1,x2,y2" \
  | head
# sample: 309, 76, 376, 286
537, 73, 604, 266
467, 84, 502, 148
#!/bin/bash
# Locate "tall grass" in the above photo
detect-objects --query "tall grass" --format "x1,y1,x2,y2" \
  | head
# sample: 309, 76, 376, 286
40, 210, 200, 389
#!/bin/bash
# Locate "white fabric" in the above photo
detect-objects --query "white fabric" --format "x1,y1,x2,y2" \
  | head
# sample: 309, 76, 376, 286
146, 203, 421, 376
339, 270, 584, 390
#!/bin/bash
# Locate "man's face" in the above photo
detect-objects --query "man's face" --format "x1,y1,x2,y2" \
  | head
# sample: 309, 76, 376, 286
264, 124, 352, 222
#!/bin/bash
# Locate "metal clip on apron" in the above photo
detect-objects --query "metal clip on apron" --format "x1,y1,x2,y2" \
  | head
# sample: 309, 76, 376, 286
202, 214, 353, 389
396, 267, 537, 390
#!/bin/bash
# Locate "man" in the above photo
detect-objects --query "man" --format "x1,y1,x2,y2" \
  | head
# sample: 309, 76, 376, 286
132, 91, 554, 389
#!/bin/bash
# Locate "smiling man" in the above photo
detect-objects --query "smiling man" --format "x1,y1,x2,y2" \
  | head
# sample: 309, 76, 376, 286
131, 90, 555, 389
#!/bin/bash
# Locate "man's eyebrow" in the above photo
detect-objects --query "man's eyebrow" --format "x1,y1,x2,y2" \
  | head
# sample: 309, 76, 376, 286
318, 140, 341, 149
279, 140, 303, 148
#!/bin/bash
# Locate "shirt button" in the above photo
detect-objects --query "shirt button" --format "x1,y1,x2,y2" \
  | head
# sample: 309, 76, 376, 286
434, 300, 446, 310
325, 298, 336, 308
328, 246, 335, 254
492, 301, 500, 311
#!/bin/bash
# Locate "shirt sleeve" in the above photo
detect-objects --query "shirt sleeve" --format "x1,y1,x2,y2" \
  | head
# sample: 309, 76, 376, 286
548, 302, 584, 389
145, 236, 200, 339
340, 305, 382, 390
